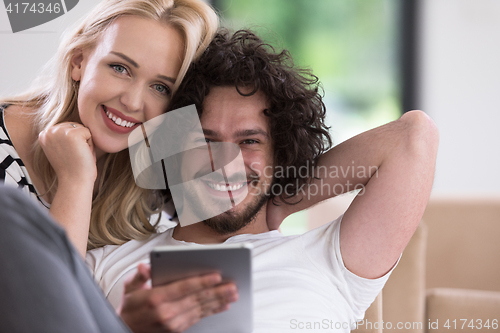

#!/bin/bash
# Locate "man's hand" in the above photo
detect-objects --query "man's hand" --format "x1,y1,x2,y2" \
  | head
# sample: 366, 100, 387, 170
119, 263, 239, 333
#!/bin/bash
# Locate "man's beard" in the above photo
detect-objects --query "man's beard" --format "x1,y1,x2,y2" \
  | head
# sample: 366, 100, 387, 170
202, 190, 269, 235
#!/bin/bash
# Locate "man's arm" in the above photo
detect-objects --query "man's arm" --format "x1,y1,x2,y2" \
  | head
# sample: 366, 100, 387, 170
271, 110, 439, 279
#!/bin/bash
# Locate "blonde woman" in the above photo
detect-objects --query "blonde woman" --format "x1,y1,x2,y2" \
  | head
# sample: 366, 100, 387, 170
0, 0, 238, 332
1, 0, 217, 257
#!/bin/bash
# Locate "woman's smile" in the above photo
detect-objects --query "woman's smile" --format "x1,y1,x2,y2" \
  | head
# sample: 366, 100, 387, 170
101, 105, 141, 135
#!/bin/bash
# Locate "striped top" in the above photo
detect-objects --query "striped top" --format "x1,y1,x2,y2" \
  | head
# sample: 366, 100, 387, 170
0, 104, 49, 209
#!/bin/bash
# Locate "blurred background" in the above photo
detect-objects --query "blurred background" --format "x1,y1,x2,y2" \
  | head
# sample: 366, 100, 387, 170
212, 0, 402, 145
208, 0, 500, 233
1, 0, 500, 234
210, 0, 404, 233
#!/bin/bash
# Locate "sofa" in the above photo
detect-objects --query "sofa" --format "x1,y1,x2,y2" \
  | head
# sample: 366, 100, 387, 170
307, 195, 500, 332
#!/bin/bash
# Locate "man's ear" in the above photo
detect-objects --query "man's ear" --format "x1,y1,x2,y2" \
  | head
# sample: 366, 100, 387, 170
71, 48, 85, 82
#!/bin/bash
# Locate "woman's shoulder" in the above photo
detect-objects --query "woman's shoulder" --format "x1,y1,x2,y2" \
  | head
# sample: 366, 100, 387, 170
2, 104, 37, 140
0, 103, 37, 163
2, 103, 37, 117
1, 104, 38, 173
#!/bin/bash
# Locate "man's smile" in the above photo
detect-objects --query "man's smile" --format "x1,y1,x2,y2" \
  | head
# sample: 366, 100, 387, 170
205, 181, 247, 192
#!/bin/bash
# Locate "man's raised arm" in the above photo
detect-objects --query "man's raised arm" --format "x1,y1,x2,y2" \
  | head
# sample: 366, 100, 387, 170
273, 110, 439, 279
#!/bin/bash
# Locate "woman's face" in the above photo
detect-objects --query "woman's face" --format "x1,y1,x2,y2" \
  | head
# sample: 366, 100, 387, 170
71, 15, 185, 157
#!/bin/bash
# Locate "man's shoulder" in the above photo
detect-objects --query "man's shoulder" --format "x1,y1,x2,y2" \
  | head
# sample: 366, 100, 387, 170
301, 214, 344, 240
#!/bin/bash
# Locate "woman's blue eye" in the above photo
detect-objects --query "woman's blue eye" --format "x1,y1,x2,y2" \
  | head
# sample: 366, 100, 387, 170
111, 64, 128, 74
153, 84, 170, 95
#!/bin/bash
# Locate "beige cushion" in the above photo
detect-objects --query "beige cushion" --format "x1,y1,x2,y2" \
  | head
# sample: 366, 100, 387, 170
423, 198, 500, 292
426, 288, 500, 332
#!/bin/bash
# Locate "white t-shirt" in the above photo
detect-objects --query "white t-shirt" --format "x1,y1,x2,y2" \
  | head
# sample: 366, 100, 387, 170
86, 215, 397, 332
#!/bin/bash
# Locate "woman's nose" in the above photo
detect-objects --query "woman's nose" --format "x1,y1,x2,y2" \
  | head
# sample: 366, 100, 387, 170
120, 83, 145, 113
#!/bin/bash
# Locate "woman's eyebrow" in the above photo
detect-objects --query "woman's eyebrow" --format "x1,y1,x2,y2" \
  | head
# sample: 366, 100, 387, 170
110, 51, 176, 83
110, 51, 139, 68
157, 75, 176, 84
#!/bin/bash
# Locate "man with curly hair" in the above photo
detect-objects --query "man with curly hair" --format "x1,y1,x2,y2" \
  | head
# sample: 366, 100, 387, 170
87, 30, 439, 332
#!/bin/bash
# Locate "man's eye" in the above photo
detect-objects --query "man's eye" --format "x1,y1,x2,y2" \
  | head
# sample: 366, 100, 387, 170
111, 64, 128, 75
242, 139, 258, 145
193, 137, 212, 143
153, 84, 171, 96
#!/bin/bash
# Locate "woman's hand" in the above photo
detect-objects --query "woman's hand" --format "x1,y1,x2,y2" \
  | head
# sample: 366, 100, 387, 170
38, 122, 97, 184
38, 122, 97, 257
119, 263, 238, 333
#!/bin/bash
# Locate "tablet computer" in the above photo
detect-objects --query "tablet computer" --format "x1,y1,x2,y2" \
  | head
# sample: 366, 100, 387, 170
150, 243, 253, 333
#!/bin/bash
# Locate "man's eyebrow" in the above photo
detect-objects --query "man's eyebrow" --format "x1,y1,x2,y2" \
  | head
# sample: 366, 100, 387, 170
202, 129, 219, 137
110, 51, 139, 68
202, 128, 269, 139
234, 129, 269, 139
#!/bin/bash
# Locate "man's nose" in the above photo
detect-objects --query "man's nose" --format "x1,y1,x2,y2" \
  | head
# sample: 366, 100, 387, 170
209, 142, 246, 182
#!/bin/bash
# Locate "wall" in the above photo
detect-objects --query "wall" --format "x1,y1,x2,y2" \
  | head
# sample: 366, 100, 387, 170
0, 1, 101, 96
419, 0, 500, 196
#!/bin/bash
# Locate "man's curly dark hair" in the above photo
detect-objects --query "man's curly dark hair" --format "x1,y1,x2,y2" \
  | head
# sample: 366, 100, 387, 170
169, 29, 333, 203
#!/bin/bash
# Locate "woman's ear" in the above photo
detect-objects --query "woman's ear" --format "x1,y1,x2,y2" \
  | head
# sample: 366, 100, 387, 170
71, 48, 85, 82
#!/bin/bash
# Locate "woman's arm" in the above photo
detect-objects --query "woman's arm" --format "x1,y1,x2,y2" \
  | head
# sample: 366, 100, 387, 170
3, 106, 96, 257
39, 123, 97, 257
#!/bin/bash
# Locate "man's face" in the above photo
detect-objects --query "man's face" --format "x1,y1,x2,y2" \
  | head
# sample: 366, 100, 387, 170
180, 86, 274, 234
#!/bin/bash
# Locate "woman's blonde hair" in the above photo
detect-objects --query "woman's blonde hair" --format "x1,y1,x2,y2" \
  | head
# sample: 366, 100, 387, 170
1, 0, 218, 249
